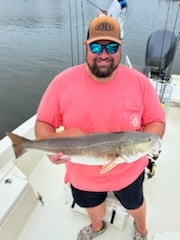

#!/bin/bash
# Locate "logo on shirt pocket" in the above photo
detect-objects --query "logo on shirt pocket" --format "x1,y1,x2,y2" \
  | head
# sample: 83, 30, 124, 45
129, 114, 141, 129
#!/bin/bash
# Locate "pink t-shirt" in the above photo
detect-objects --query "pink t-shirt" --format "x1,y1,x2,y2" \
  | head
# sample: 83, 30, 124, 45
37, 64, 165, 191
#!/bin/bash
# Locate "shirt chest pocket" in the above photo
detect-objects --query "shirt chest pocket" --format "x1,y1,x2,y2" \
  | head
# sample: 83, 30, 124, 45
120, 101, 143, 130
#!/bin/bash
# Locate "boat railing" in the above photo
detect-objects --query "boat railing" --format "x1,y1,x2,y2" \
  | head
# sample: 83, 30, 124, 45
0, 115, 37, 240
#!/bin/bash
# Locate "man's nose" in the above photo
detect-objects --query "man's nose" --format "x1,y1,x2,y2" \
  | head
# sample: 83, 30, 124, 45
99, 47, 109, 56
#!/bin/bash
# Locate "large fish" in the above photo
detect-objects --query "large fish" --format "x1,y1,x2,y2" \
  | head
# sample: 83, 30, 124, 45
6, 131, 161, 173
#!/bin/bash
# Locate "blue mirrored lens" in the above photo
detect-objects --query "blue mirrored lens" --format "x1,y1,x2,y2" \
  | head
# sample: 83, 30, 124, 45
89, 43, 103, 54
106, 43, 119, 54
89, 42, 119, 54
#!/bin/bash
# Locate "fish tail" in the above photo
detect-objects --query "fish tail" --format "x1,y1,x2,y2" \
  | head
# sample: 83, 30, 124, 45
6, 132, 26, 158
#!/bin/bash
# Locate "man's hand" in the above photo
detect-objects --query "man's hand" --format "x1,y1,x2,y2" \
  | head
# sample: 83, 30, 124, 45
35, 121, 85, 165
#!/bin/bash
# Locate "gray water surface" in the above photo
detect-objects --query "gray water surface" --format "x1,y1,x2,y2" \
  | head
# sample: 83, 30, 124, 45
0, 0, 179, 139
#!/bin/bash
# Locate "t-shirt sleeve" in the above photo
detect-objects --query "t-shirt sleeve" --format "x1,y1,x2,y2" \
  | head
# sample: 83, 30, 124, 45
36, 76, 62, 128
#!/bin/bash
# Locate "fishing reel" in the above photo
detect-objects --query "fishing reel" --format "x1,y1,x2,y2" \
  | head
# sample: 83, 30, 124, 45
146, 150, 161, 179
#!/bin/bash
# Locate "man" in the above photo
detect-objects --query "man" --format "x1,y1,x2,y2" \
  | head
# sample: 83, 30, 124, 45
35, 15, 165, 240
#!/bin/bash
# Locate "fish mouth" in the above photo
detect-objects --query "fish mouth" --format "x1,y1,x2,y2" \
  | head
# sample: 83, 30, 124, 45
151, 139, 161, 153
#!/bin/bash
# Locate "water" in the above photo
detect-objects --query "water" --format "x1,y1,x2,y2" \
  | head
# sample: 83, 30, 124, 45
0, 0, 180, 139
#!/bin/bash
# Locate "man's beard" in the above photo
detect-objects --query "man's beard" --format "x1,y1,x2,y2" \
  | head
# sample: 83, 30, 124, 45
87, 59, 118, 78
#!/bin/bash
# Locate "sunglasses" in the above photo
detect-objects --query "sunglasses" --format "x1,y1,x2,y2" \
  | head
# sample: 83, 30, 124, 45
89, 42, 120, 54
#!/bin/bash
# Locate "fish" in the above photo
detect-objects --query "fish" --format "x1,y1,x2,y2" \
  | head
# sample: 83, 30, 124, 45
6, 131, 161, 174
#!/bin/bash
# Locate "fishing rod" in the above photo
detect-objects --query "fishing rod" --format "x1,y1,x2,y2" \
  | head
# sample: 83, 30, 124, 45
74, 0, 80, 64
68, 0, 74, 66
86, 0, 105, 12
81, 0, 86, 61
158, 0, 171, 78
172, 3, 180, 34
158, 2, 180, 103
159, 1, 180, 81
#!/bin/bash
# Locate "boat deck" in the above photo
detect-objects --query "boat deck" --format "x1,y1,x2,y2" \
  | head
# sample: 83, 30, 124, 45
16, 105, 180, 240
0, 76, 180, 240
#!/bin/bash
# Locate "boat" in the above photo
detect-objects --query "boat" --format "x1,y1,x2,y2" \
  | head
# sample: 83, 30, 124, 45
104, 0, 128, 39
87, 0, 128, 39
1, 5, 180, 240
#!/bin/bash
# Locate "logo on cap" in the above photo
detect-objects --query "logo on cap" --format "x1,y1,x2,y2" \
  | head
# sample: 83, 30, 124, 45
95, 23, 114, 31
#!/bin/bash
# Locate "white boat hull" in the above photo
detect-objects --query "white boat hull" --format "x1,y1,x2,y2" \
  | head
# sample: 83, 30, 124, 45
1, 78, 180, 240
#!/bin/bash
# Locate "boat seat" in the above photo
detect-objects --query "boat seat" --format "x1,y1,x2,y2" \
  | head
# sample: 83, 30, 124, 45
0, 173, 37, 240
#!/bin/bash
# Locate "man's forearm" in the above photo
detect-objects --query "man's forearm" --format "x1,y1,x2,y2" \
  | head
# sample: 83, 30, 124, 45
35, 120, 57, 139
35, 120, 84, 139
143, 122, 165, 138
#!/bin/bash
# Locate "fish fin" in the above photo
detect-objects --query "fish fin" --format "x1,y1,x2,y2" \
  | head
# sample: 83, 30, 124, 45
6, 132, 26, 158
100, 160, 117, 174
